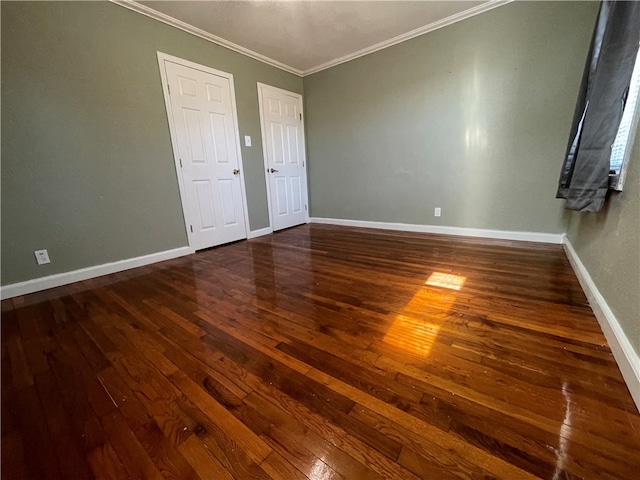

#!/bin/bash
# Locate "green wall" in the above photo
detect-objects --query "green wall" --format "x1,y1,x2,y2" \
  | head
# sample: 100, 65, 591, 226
303, 1, 598, 233
1, 1, 302, 285
566, 123, 640, 356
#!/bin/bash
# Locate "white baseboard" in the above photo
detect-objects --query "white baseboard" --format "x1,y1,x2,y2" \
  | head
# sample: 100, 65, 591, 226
310, 217, 564, 244
563, 235, 640, 412
0, 246, 191, 300
248, 227, 273, 239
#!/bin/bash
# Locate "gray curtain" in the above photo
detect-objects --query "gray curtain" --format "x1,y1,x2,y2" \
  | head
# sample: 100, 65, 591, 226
557, 1, 640, 212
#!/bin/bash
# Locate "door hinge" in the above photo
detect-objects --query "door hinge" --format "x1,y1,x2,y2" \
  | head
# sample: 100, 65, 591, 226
179, 158, 182, 168
305, 204, 307, 211
299, 113, 302, 121
302, 160, 305, 167
167, 84, 171, 94
190, 225, 193, 233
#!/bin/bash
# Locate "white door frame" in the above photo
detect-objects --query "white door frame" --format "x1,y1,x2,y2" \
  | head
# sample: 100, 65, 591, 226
257, 82, 310, 231
157, 51, 251, 253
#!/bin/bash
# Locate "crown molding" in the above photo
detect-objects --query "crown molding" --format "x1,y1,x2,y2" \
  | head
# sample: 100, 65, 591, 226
109, 0, 304, 76
302, 0, 514, 76
110, 0, 513, 78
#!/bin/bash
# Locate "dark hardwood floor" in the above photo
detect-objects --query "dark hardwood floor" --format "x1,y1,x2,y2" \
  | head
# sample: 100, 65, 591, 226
2, 224, 639, 479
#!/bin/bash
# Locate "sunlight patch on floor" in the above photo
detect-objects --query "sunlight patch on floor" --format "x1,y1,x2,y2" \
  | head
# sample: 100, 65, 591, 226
383, 314, 441, 357
425, 272, 467, 291
383, 272, 466, 357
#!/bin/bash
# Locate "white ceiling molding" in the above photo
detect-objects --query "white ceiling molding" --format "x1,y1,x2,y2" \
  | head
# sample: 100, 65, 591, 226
302, 0, 513, 76
110, 0, 304, 76
110, 0, 513, 78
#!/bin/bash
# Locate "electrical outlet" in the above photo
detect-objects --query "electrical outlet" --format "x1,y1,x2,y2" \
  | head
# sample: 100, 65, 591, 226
34, 249, 50, 265
434, 207, 442, 217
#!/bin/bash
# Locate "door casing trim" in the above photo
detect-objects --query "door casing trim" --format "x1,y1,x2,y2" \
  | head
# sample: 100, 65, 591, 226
157, 51, 251, 253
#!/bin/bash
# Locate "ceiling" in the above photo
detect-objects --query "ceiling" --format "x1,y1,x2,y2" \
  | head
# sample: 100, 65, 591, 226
119, 0, 509, 76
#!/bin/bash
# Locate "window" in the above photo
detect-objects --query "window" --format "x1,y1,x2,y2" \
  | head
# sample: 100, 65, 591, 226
610, 43, 640, 191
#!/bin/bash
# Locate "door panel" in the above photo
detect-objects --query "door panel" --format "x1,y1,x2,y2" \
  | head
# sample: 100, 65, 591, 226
178, 75, 197, 97
194, 180, 216, 230
290, 176, 303, 213
206, 84, 223, 102
286, 125, 300, 165
183, 108, 206, 163
164, 60, 247, 250
209, 113, 230, 164
274, 176, 288, 216
218, 179, 239, 225
271, 123, 285, 165
259, 85, 309, 231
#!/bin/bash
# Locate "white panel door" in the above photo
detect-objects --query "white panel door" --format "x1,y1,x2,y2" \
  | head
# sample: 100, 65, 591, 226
163, 60, 247, 250
258, 84, 309, 231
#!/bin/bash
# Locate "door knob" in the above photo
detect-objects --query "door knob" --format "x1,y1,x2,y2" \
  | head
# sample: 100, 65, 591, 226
233, 169, 240, 175
270, 168, 279, 173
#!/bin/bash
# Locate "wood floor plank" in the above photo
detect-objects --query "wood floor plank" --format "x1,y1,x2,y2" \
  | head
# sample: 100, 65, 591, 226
172, 394, 272, 479
2, 224, 638, 479
169, 370, 273, 465
86, 442, 131, 480
177, 435, 235, 480
260, 451, 309, 480
99, 409, 165, 480
34, 372, 95, 479
14, 386, 64, 480
1, 431, 26, 480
